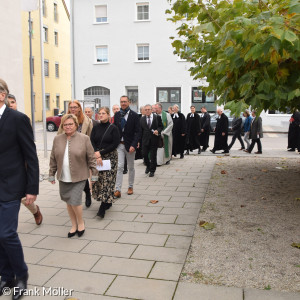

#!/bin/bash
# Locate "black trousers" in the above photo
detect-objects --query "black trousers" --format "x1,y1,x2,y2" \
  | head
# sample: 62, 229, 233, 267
0, 200, 28, 281
142, 143, 158, 173
249, 138, 262, 153
228, 132, 245, 149
83, 179, 90, 195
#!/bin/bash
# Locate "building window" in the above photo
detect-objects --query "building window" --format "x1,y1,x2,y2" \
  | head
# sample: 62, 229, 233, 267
42, 0, 47, 17
54, 3, 58, 22
157, 87, 181, 103
95, 5, 107, 23
56, 94, 60, 108
55, 62, 59, 78
44, 60, 49, 76
191, 87, 216, 103
96, 46, 108, 63
43, 26, 48, 42
137, 44, 149, 61
137, 3, 149, 20
54, 31, 58, 45
45, 94, 50, 110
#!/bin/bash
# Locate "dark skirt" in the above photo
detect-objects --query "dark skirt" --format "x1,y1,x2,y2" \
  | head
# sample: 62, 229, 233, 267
92, 149, 118, 203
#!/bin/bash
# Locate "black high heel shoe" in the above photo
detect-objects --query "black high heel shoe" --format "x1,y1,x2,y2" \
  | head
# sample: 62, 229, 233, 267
68, 230, 77, 238
77, 229, 85, 237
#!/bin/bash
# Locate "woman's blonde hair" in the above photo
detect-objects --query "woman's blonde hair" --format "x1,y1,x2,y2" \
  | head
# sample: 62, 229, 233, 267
98, 106, 110, 115
67, 100, 84, 124
59, 114, 79, 131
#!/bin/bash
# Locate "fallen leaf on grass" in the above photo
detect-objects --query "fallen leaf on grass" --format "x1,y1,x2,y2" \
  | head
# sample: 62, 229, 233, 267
199, 220, 206, 226
252, 177, 257, 180
295, 198, 300, 201
291, 243, 300, 249
200, 222, 215, 230
140, 215, 143, 218
261, 197, 267, 200
237, 177, 244, 180
261, 169, 268, 172
150, 200, 159, 204
221, 170, 227, 174
241, 205, 246, 208
264, 285, 271, 290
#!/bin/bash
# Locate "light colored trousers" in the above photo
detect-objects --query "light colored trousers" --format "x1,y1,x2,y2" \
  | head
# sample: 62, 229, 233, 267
115, 143, 136, 191
244, 132, 251, 149
21, 198, 37, 214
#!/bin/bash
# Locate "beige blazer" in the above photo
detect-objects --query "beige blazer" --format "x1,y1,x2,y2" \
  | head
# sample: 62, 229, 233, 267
49, 132, 98, 182
58, 114, 93, 136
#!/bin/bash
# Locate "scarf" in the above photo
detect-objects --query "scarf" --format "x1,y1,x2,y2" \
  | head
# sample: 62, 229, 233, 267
161, 111, 169, 158
120, 107, 130, 130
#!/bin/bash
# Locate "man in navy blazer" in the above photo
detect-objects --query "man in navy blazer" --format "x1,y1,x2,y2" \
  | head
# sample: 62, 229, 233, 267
0, 79, 39, 299
113, 96, 141, 197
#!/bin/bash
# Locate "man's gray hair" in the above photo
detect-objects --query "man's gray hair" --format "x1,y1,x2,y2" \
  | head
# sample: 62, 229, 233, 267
173, 104, 179, 109
156, 103, 162, 109
144, 104, 152, 108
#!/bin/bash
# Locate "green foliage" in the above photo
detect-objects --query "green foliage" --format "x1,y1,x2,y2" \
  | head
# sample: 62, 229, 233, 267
167, 0, 300, 115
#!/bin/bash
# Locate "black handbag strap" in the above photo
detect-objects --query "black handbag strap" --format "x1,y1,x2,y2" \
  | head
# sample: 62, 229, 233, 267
98, 123, 112, 150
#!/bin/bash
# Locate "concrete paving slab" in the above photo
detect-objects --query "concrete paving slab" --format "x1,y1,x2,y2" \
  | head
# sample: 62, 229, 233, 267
165, 235, 193, 249
117, 199, 150, 206
23, 247, 52, 264
105, 220, 152, 232
244, 288, 300, 300
27, 264, 59, 286
30, 224, 70, 238
81, 241, 137, 258
123, 205, 163, 214
149, 223, 195, 236
149, 261, 183, 281
132, 245, 188, 263
134, 213, 177, 224
81, 218, 111, 229
39, 250, 101, 271
136, 194, 171, 201
175, 215, 198, 225
80, 228, 123, 243
91, 256, 154, 277
160, 207, 200, 216
147, 200, 184, 208
117, 232, 168, 246
183, 202, 203, 208
19, 233, 46, 247
71, 292, 129, 300
17, 222, 36, 234
34, 236, 89, 252
158, 191, 189, 197
174, 282, 243, 300
27, 215, 70, 226
106, 276, 177, 300
45, 269, 115, 295
104, 211, 138, 221
169, 196, 204, 203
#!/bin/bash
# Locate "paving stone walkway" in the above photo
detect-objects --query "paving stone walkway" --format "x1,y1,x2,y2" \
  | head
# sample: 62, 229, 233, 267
3, 155, 299, 300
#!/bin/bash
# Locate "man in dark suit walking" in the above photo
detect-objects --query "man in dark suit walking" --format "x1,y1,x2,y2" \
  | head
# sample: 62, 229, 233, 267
228, 116, 245, 150
140, 105, 163, 177
200, 106, 211, 152
0, 79, 39, 299
113, 96, 141, 197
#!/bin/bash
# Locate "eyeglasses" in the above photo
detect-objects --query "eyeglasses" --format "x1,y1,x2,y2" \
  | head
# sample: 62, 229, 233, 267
69, 106, 79, 109
63, 123, 75, 127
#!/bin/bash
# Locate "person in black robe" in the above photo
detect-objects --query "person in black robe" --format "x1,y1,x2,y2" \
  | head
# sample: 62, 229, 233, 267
288, 110, 300, 152
200, 106, 211, 151
210, 108, 229, 154
228, 116, 245, 150
171, 104, 186, 159
135, 106, 144, 160
185, 105, 201, 155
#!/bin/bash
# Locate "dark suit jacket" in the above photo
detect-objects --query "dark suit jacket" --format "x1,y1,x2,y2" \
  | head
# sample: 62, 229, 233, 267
250, 116, 263, 139
114, 109, 141, 152
140, 114, 163, 147
201, 112, 211, 132
232, 117, 243, 133
0, 106, 39, 202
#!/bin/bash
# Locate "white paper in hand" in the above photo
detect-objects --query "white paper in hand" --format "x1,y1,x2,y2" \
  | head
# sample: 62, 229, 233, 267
96, 160, 111, 171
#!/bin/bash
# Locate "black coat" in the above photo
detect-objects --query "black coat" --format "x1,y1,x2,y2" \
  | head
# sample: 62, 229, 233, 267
288, 111, 300, 149
213, 113, 229, 150
114, 109, 141, 152
140, 114, 163, 147
186, 113, 201, 150
171, 112, 187, 154
231, 117, 243, 134
200, 112, 211, 148
0, 107, 39, 202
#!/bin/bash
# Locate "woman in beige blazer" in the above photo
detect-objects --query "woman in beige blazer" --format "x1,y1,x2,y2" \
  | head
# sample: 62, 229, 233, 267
58, 100, 93, 208
49, 114, 98, 238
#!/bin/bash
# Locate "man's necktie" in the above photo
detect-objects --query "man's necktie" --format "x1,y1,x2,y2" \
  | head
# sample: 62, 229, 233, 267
147, 116, 151, 128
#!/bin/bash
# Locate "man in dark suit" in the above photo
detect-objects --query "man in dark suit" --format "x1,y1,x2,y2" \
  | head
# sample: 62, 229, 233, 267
140, 104, 163, 177
114, 96, 141, 197
200, 106, 211, 151
84, 107, 98, 127
0, 79, 39, 299
228, 116, 245, 150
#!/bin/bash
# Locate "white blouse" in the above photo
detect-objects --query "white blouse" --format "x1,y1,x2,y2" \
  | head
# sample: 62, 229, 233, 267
60, 141, 72, 182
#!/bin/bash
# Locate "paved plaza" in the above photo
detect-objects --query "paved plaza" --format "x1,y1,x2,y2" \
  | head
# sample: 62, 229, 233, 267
3, 144, 299, 299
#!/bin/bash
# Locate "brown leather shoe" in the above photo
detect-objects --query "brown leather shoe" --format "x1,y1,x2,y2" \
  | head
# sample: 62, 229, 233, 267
127, 187, 133, 195
114, 191, 121, 198
33, 205, 43, 225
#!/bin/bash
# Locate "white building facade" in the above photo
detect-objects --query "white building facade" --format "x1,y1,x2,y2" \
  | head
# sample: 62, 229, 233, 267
71, 0, 213, 116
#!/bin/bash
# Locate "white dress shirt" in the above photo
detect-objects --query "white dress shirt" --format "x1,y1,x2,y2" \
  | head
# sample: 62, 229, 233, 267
0, 104, 6, 119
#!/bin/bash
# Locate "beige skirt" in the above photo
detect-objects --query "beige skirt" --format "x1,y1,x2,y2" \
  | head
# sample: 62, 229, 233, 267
59, 180, 86, 206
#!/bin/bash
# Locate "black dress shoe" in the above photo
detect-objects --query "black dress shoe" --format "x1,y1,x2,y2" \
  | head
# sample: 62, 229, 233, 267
123, 170, 128, 174
68, 230, 77, 238
145, 167, 150, 174
105, 203, 112, 210
0, 279, 15, 296
166, 160, 170, 165
210, 149, 215, 154
185, 150, 189, 155
149, 172, 154, 177
13, 273, 28, 300
85, 191, 91, 208
97, 202, 106, 218
180, 154, 184, 159
198, 149, 201, 154
288, 148, 295, 152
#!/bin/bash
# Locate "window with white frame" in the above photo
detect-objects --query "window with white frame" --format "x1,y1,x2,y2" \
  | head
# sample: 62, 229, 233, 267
95, 5, 107, 23
54, 31, 58, 45
137, 3, 149, 20
45, 94, 50, 110
96, 46, 108, 63
44, 60, 49, 76
56, 94, 60, 108
54, 3, 58, 22
137, 44, 149, 61
43, 26, 48, 42
55, 62, 59, 78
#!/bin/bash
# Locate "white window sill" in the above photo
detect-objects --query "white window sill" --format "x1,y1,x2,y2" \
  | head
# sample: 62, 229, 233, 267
94, 62, 109, 65
135, 60, 151, 63
93, 22, 109, 25
134, 19, 151, 23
